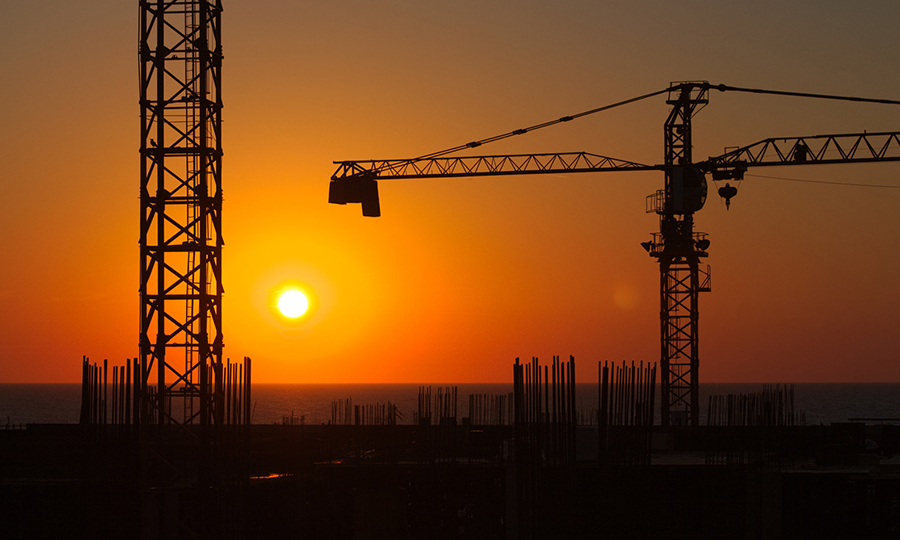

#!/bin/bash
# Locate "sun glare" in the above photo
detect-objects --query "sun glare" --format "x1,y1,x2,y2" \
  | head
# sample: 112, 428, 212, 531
278, 289, 309, 318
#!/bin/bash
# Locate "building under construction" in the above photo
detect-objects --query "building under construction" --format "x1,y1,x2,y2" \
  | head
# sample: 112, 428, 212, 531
4, 356, 900, 538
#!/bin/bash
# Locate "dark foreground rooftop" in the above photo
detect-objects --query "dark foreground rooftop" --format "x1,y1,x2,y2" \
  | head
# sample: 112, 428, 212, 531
2, 422, 899, 539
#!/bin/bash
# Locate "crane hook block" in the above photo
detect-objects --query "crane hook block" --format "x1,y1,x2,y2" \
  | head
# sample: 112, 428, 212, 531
718, 183, 738, 210
329, 176, 381, 217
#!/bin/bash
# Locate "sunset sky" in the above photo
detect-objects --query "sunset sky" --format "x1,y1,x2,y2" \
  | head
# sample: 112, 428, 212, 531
1, 0, 899, 383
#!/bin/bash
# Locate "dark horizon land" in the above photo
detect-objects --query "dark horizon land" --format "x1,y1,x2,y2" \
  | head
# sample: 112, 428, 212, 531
4, 381, 900, 428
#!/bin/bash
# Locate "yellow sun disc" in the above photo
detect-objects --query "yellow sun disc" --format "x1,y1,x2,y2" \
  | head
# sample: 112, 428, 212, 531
278, 290, 309, 318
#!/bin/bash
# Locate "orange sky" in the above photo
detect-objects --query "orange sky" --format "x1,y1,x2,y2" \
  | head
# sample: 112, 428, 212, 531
1, 1, 899, 383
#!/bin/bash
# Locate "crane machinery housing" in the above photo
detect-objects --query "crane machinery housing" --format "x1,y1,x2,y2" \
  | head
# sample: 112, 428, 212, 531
329, 81, 900, 427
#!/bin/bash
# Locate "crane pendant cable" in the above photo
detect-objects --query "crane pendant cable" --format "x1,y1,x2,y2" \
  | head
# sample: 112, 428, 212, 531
407, 83, 900, 167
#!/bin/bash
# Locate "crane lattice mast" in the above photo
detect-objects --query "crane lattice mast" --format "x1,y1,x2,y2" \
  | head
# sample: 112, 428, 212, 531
139, 0, 224, 426
650, 83, 712, 426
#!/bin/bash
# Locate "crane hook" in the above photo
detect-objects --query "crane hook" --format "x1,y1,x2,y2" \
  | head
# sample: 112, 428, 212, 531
718, 183, 738, 210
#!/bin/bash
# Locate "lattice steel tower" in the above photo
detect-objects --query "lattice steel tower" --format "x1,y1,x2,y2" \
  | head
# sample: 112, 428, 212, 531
645, 83, 711, 427
139, 0, 224, 426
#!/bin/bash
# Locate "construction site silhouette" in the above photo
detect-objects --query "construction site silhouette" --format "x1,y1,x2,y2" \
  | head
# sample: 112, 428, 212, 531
4, 1, 900, 538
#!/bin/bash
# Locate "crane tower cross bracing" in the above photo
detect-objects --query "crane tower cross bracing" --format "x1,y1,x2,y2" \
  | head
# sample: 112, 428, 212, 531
139, 0, 224, 427
329, 81, 900, 427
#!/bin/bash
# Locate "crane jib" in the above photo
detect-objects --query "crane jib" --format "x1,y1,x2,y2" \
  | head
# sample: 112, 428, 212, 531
331, 153, 661, 181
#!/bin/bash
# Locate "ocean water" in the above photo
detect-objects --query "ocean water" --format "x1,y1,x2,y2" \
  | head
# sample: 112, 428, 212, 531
1, 382, 898, 427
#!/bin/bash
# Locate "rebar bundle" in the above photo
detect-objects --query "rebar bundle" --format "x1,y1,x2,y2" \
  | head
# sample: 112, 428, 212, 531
707, 384, 802, 427
598, 361, 657, 466
79, 355, 251, 428
331, 398, 400, 426
414, 386, 458, 425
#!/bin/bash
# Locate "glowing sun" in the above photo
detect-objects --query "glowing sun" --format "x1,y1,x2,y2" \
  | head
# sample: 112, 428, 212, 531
277, 289, 309, 318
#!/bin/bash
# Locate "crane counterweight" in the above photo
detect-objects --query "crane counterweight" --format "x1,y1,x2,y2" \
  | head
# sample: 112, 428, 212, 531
328, 174, 380, 217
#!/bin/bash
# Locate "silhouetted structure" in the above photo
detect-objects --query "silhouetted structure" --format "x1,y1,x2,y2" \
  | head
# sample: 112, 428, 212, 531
140, 0, 226, 429
331, 398, 400, 426
598, 360, 657, 466
414, 385, 458, 425
80, 356, 250, 427
25, 354, 900, 538
467, 391, 513, 425
329, 83, 900, 427
707, 384, 801, 427
136, 4, 251, 538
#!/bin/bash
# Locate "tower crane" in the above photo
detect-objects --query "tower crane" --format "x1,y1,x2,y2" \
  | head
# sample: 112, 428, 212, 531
329, 81, 900, 426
